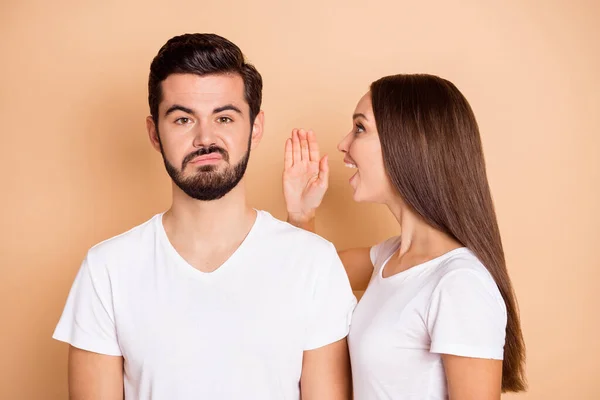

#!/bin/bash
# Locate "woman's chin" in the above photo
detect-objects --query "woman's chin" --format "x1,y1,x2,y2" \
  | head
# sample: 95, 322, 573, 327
350, 175, 380, 203
351, 187, 366, 203
351, 186, 386, 204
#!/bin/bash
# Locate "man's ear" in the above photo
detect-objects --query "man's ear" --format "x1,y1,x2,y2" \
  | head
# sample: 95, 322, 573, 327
249, 110, 265, 150
146, 116, 161, 152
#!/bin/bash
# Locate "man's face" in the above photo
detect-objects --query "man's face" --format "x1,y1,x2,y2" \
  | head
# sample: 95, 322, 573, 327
146, 73, 263, 201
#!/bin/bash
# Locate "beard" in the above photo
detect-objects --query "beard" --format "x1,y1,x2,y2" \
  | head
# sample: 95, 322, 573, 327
159, 134, 251, 201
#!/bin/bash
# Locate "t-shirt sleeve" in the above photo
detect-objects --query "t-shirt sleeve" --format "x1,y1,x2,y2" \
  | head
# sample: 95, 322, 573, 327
52, 253, 122, 356
370, 236, 401, 268
369, 243, 380, 266
426, 268, 507, 360
304, 244, 357, 351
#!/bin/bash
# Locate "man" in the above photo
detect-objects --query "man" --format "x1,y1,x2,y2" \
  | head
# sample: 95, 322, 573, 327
53, 33, 356, 399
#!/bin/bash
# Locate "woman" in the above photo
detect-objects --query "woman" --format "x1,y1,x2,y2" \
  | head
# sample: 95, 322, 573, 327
283, 74, 526, 399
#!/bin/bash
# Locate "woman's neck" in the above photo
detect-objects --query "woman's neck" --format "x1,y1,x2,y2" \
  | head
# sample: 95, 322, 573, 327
385, 199, 463, 276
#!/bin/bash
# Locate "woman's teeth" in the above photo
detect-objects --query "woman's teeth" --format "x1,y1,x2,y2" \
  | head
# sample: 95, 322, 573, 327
344, 163, 357, 169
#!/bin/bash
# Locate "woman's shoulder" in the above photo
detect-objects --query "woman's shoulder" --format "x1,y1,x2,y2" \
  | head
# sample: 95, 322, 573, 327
431, 248, 506, 311
435, 248, 494, 283
370, 236, 401, 267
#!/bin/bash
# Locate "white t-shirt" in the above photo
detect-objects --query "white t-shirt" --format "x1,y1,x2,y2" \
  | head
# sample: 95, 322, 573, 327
53, 210, 356, 399
348, 236, 507, 400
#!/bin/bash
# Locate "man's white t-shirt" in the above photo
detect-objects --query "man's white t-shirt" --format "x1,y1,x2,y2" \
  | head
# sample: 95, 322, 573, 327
349, 236, 507, 400
53, 210, 356, 399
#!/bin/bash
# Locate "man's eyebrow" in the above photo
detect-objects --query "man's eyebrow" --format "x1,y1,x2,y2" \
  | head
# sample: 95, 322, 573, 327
164, 104, 195, 117
214, 104, 243, 115
353, 113, 368, 120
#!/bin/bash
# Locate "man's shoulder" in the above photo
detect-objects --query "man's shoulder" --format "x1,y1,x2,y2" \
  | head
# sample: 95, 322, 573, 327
257, 210, 335, 254
86, 214, 160, 263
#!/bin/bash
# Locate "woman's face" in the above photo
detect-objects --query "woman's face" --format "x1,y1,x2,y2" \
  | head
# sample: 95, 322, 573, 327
337, 92, 396, 204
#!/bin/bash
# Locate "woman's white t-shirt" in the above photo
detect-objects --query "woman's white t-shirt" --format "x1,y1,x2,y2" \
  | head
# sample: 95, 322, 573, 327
348, 236, 507, 399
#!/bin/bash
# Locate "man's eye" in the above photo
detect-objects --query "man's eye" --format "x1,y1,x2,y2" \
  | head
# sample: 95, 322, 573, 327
218, 117, 233, 124
175, 117, 191, 125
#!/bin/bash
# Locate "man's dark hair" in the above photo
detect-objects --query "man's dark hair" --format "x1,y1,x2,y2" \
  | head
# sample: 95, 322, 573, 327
148, 33, 262, 125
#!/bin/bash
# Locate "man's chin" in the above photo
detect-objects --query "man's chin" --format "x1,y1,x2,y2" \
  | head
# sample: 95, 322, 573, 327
196, 165, 220, 173
183, 164, 221, 175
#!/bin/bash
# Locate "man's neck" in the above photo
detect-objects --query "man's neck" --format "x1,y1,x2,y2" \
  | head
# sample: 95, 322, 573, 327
163, 181, 256, 250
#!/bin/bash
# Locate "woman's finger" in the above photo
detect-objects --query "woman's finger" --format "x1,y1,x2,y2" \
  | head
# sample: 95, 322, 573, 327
308, 130, 320, 163
292, 128, 301, 165
299, 129, 309, 162
317, 155, 329, 188
284, 138, 293, 170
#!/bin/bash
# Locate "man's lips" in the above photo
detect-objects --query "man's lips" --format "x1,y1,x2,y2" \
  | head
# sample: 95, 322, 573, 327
189, 154, 223, 165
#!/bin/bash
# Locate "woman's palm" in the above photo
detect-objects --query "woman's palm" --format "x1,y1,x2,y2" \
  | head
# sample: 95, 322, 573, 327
283, 129, 329, 219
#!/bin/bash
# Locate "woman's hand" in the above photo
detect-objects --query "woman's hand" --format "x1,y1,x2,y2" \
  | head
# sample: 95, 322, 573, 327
283, 129, 329, 226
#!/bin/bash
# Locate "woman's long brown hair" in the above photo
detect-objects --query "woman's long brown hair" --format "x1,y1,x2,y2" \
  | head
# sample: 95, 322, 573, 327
371, 74, 526, 392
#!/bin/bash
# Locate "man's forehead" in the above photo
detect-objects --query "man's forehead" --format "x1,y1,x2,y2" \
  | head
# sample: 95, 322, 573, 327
160, 73, 247, 111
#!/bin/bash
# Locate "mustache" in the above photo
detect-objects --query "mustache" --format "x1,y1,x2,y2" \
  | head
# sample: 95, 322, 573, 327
182, 146, 229, 169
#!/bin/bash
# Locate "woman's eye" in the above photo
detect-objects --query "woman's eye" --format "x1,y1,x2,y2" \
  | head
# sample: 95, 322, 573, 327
354, 123, 365, 134
218, 117, 233, 124
175, 117, 191, 125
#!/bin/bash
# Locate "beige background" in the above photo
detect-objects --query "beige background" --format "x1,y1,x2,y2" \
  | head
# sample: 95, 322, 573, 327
1, 0, 598, 398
